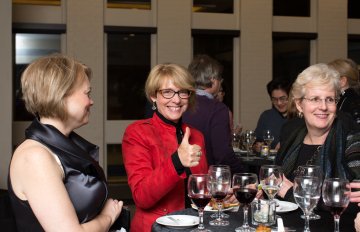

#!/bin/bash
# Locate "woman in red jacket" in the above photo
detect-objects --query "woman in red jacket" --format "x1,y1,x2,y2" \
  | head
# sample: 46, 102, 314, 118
122, 63, 208, 232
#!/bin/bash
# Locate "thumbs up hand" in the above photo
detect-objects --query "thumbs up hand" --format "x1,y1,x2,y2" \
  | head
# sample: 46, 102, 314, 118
177, 127, 202, 167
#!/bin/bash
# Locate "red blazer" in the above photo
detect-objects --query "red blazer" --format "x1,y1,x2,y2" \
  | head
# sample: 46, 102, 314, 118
122, 113, 208, 232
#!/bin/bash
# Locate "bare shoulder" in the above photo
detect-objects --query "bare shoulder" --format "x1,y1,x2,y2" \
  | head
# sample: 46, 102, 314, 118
12, 140, 57, 166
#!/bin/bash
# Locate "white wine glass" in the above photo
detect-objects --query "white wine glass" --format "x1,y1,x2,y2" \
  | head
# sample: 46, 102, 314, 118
322, 178, 350, 232
232, 173, 258, 232
244, 130, 256, 160
259, 165, 283, 202
293, 176, 321, 232
262, 130, 274, 147
296, 165, 323, 220
188, 174, 212, 232
208, 165, 231, 226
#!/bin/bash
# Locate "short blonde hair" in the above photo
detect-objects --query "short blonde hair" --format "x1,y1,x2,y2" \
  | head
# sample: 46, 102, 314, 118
288, 63, 340, 117
21, 54, 91, 121
328, 58, 359, 88
145, 63, 196, 109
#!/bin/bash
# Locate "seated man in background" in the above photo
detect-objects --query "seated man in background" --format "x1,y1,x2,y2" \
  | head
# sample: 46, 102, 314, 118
183, 54, 245, 174
253, 79, 291, 152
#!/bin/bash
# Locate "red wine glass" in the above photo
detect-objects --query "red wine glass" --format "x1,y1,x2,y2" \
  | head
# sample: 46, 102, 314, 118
232, 173, 258, 232
188, 174, 212, 232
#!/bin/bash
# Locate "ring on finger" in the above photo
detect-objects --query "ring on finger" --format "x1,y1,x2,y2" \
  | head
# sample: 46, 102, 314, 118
196, 151, 201, 157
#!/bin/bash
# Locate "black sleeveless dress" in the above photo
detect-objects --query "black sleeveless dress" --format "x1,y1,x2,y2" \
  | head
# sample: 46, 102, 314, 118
7, 118, 108, 232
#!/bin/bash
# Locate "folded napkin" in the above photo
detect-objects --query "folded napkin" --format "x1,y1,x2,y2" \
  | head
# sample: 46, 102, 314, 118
277, 217, 285, 232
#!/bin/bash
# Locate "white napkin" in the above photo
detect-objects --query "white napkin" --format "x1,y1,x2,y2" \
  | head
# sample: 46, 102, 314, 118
277, 217, 285, 232
112, 227, 126, 232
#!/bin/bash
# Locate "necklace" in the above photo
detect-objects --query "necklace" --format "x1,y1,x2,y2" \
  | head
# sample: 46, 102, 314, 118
293, 145, 322, 176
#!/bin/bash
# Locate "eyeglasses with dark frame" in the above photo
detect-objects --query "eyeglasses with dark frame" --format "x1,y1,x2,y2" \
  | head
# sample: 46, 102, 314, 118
301, 96, 338, 106
157, 89, 192, 99
271, 96, 288, 103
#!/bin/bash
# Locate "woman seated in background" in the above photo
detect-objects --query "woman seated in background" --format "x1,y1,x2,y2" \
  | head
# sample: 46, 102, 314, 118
8, 54, 123, 232
275, 63, 360, 201
122, 63, 208, 232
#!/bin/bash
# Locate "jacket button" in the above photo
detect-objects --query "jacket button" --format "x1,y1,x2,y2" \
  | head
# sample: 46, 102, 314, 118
163, 208, 167, 212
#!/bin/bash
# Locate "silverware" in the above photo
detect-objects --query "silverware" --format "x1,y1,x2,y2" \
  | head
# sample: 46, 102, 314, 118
167, 216, 180, 225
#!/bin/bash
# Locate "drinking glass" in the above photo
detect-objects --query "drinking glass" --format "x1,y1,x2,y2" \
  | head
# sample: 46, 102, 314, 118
244, 130, 256, 160
322, 178, 351, 232
296, 165, 323, 220
293, 176, 321, 232
259, 165, 283, 202
208, 165, 231, 226
232, 173, 258, 232
188, 174, 212, 232
263, 130, 274, 147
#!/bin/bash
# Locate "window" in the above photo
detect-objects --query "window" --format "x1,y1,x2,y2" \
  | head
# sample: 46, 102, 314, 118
273, 33, 315, 83
106, 29, 154, 120
193, 30, 238, 112
348, 38, 360, 65
13, 29, 62, 121
273, 0, 310, 17
348, 0, 360, 19
193, 0, 233, 13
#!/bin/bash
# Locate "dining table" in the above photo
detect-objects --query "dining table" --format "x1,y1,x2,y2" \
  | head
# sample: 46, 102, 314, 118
235, 151, 275, 174
152, 203, 358, 232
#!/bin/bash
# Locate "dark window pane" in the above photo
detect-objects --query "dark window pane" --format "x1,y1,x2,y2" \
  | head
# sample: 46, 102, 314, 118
348, 40, 360, 65
273, 39, 310, 83
348, 0, 360, 19
107, 144, 127, 182
273, 0, 310, 17
193, 0, 233, 13
14, 33, 61, 121
107, 0, 150, 10
193, 34, 234, 111
107, 33, 151, 120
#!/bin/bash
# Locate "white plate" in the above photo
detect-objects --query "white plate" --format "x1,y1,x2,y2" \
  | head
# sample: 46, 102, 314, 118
275, 200, 298, 213
191, 204, 235, 212
233, 148, 247, 153
156, 215, 199, 229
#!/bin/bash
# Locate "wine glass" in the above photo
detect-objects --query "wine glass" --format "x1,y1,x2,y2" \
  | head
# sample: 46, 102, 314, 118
293, 176, 321, 232
322, 178, 351, 232
296, 165, 323, 220
262, 130, 274, 147
208, 165, 231, 226
259, 165, 283, 202
244, 130, 256, 160
232, 173, 258, 232
187, 174, 212, 232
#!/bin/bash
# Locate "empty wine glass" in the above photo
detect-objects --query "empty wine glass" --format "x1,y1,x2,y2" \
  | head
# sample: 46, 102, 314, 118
322, 178, 351, 232
293, 176, 321, 232
188, 174, 212, 232
244, 130, 256, 160
259, 165, 283, 202
232, 173, 258, 232
262, 130, 274, 147
208, 165, 231, 226
296, 165, 323, 220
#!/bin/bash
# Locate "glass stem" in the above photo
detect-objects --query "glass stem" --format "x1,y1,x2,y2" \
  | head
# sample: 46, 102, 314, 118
198, 208, 205, 230
217, 201, 223, 221
243, 205, 249, 228
304, 214, 310, 232
334, 215, 340, 232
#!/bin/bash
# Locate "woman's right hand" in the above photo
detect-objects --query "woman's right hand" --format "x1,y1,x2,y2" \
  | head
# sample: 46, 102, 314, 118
100, 198, 123, 225
177, 127, 202, 167
278, 174, 293, 198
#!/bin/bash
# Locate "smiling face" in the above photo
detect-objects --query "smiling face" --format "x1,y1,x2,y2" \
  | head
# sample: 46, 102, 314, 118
64, 76, 93, 129
271, 89, 289, 114
151, 78, 189, 123
295, 84, 337, 134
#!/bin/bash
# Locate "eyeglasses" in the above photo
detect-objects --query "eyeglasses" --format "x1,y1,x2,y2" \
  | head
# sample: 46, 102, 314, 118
271, 96, 288, 103
158, 89, 192, 99
302, 97, 338, 106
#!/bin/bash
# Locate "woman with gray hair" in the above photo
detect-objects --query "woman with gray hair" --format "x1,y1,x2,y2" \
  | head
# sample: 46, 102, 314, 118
275, 63, 360, 201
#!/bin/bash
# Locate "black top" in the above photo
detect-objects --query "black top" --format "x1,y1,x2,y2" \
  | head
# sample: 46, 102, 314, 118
290, 144, 321, 181
337, 88, 360, 124
8, 118, 108, 231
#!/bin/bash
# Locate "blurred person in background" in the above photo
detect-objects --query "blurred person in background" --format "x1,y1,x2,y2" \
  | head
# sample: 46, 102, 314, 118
183, 54, 245, 174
